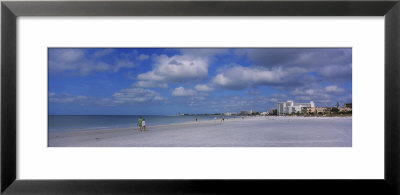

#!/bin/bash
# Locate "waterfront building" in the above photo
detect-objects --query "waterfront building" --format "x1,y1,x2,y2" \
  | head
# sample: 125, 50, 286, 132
260, 112, 269, 116
315, 107, 327, 113
277, 100, 315, 115
313, 106, 351, 114
268, 109, 277, 115
338, 107, 352, 112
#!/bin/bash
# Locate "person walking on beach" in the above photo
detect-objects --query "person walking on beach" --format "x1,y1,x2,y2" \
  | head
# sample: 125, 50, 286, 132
142, 118, 146, 131
137, 117, 143, 132
196, 116, 198, 122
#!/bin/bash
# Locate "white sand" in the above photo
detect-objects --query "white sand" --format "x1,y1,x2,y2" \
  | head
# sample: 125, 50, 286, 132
48, 116, 352, 147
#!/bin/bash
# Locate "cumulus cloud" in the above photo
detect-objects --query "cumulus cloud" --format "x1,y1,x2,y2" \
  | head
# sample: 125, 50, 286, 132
325, 85, 345, 93
76, 61, 131, 76
49, 92, 88, 104
113, 60, 135, 72
90, 49, 114, 58
49, 48, 135, 76
137, 54, 150, 61
288, 85, 350, 107
50, 49, 85, 63
238, 48, 352, 81
137, 54, 208, 83
318, 64, 352, 81
199, 94, 288, 112
49, 48, 352, 113
242, 48, 351, 67
49, 92, 116, 106
132, 81, 168, 88
210, 65, 306, 90
194, 84, 214, 92
291, 87, 328, 97
50, 88, 165, 106
172, 87, 197, 96
187, 96, 207, 106
112, 88, 164, 104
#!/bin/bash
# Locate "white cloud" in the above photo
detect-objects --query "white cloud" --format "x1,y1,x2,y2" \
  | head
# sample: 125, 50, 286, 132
187, 96, 206, 106
153, 96, 164, 101
51, 60, 134, 76
112, 88, 164, 104
113, 60, 135, 72
132, 81, 168, 88
49, 93, 88, 103
172, 87, 197, 96
237, 48, 352, 83
211, 66, 305, 90
78, 62, 112, 75
269, 98, 278, 102
51, 49, 85, 62
137, 55, 208, 83
289, 86, 349, 107
291, 88, 328, 97
318, 64, 352, 80
200, 95, 285, 112
194, 84, 214, 92
50, 97, 76, 103
49, 89, 165, 106
90, 49, 114, 58
325, 85, 345, 93
241, 48, 351, 69
137, 54, 150, 60
49, 49, 135, 76
136, 71, 165, 82
305, 89, 315, 95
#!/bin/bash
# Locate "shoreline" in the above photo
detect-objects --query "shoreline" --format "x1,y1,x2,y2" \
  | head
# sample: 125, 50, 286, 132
49, 115, 352, 135
49, 116, 352, 147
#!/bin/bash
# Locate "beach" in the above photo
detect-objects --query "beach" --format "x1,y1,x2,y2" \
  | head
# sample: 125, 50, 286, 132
48, 116, 352, 147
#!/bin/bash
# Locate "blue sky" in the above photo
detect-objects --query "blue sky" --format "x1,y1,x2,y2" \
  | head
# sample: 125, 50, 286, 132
48, 48, 352, 115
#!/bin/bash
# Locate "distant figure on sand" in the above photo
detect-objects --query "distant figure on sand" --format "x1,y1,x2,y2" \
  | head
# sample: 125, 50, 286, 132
221, 116, 224, 123
142, 118, 146, 131
137, 117, 143, 132
196, 116, 198, 122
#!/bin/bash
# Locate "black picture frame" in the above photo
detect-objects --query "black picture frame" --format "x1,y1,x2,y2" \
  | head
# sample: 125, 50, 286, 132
2, 0, 400, 194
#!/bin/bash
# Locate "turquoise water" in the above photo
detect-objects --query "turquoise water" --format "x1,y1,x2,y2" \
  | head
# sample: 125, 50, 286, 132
49, 115, 232, 132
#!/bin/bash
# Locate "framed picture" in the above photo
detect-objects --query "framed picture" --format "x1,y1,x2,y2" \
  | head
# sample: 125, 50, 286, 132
2, 0, 399, 194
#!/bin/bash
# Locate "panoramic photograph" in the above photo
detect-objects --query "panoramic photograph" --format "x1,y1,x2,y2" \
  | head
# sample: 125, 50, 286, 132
48, 48, 352, 147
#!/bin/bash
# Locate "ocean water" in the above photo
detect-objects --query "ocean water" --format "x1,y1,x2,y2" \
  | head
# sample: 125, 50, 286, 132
49, 115, 232, 132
